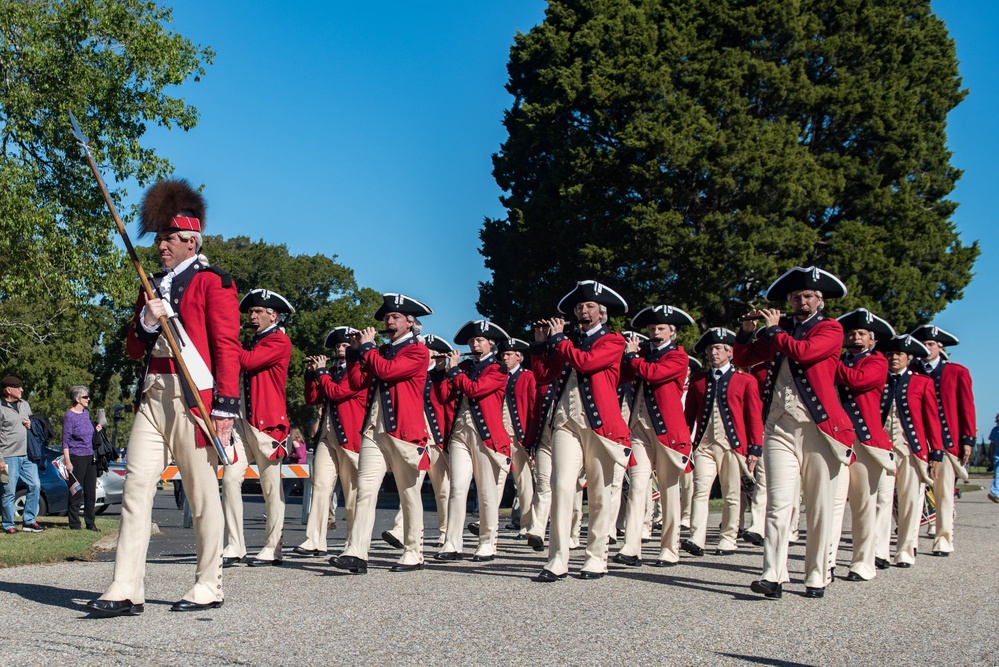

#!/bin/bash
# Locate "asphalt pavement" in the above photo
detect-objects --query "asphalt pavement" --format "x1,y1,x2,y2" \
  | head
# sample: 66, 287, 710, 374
2, 485, 997, 666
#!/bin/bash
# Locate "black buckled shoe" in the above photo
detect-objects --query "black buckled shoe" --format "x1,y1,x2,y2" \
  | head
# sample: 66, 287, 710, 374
434, 551, 463, 561
845, 571, 865, 582
750, 579, 783, 599
329, 555, 368, 574
875, 557, 891, 570
612, 553, 642, 567
222, 556, 244, 568
895, 561, 912, 568
715, 549, 735, 556
86, 599, 144, 616
650, 559, 677, 568
248, 558, 282, 567
389, 562, 425, 573
931, 551, 950, 557
292, 546, 326, 557
536, 568, 567, 582
741, 531, 764, 546
803, 587, 825, 598
578, 570, 604, 580
680, 540, 704, 557
381, 531, 404, 549
526, 535, 545, 552
467, 522, 480, 536
470, 554, 495, 563
170, 599, 223, 612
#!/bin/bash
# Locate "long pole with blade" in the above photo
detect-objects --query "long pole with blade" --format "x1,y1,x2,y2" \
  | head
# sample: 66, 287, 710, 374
69, 111, 230, 465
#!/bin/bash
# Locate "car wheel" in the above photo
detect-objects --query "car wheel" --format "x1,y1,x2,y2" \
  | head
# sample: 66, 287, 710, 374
14, 490, 47, 518
96, 504, 109, 515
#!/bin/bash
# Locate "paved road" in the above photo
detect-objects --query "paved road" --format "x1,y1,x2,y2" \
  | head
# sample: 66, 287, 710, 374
2, 487, 997, 666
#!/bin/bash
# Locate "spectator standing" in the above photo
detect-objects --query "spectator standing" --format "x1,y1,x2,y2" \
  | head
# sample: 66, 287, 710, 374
62, 385, 103, 531
989, 414, 999, 504
0, 376, 44, 533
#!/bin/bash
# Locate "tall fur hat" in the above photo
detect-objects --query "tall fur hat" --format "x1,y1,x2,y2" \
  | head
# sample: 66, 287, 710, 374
139, 179, 206, 236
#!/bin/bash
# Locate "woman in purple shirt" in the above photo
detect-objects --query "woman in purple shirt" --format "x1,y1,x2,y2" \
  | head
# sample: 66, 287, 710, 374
62, 385, 102, 531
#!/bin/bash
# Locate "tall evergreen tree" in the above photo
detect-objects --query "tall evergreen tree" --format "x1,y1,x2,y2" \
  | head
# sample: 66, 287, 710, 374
478, 0, 977, 336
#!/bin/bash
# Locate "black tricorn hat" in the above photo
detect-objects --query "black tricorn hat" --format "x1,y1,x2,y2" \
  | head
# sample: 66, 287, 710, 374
836, 309, 895, 338
239, 289, 295, 315
876, 334, 930, 358
908, 324, 960, 347
324, 326, 357, 348
557, 280, 628, 316
693, 327, 737, 355
139, 179, 206, 236
373, 293, 433, 321
497, 338, 529, 353
631, 305, 695, 329
453, 320, 511, 345
688, 356, 703, 371
423, 334, 456, 354
764, 266, 847, 301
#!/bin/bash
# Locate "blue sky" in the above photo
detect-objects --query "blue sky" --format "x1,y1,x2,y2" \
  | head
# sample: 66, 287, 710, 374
128, 1, 997, 438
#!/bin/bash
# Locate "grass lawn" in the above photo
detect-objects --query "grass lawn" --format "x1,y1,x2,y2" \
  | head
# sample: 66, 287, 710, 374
0, 516, 119, 568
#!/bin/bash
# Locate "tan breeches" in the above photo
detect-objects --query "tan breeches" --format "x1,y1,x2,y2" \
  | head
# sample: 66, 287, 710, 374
103, 375, 223, 605
617, 425, 684, 562
546, 422, 625, 575
341, 432, 424, 564
222, 421, 285, 560
933, 455, 957, 553
527, 436, 553, 541
300, 438, 358, 553
762, 414, 843, 589
690, 442, 742, 551
443, 422, 504, 556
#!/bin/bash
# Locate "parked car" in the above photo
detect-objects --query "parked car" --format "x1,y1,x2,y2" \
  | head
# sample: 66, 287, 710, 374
96, 460, 126, 514
14, 446, 69, 518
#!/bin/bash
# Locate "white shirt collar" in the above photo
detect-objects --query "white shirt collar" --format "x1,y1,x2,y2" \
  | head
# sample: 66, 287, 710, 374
925, 356, 942, 370
712, 363, 732, 376
581, 322, 603, 337
507, 363, 521, 375
654, 340, 672, 352
391, 331, 415, 346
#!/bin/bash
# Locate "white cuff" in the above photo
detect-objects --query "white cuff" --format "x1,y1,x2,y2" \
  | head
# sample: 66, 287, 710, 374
139, 306, 160, 333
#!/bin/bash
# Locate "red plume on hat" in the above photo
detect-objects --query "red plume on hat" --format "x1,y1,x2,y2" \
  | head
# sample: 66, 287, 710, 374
139, 179, 206, 236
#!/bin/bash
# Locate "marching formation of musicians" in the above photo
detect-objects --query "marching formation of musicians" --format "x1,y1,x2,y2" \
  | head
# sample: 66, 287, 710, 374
86, 181, 977, 615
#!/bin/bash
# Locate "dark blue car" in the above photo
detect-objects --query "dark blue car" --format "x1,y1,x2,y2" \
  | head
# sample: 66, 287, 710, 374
15, 446, 70, 518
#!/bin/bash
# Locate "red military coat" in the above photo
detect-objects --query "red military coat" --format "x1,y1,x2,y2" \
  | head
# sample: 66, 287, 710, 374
505, 366, 537, 445
621, 344, 692, 461
734, 316, 856, 450
531, 327, 631, 445
441, 355, 512, 457
425, 368, 454, 450
348, 336, 430, 447
127, 262, 242, 441
684, 368, 763, 458
836, 350, 891, 452
911, 360, 976, 457
240, 327, 292, 441
305, 362, 368, 453
881, 371, 943, 463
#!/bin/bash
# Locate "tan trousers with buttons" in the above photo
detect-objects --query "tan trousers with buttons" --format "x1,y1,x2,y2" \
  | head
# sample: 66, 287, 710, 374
761, 414, 843, 589
102, 374, 223, 605
690, 442, 742, 551
299, 437, 358, 553
340, 431, 425, 565
222, 419, 285, 561
546, 421, 625, 575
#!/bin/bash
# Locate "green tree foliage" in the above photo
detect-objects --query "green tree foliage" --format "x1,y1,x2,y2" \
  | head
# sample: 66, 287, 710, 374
479, 0, 978, 339
0, 0, 213, 354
